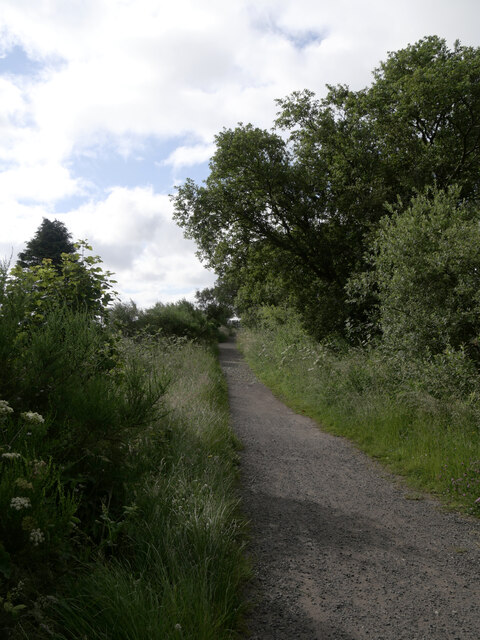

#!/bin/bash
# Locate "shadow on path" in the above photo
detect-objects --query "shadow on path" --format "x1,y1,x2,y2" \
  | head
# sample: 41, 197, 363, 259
219, 341, 480, 640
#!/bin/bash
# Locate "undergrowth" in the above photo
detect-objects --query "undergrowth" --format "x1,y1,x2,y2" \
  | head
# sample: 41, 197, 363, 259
1, 299, 248, 638
1, 248, 247, 638
50, 339, 249, 640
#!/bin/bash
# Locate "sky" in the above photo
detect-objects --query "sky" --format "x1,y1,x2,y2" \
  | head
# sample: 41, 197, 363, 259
1, 0, 480, 308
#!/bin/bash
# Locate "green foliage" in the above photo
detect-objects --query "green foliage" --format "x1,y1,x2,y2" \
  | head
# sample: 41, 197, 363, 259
365, 36, 480, 196
111, 299, 219, 342
0, 255, 170, 635
0, 401, 79, 634
109, 299, 141, 336
1, 244, 248, 637
51, 340, 249, 640
173, 36, 480, 340
172, 123, 346, 337
7, 240, 117, 324
350, 187, 480, 361
140, 300, 217, 340
17, 218, 75, 270
195, 281, 235, 327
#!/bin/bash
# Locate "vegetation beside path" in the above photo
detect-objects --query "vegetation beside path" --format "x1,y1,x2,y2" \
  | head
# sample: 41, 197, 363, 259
239, 314, 480, 517
173, 37, 480, 523
0, 240, 248, 639
53, 339, 249, 640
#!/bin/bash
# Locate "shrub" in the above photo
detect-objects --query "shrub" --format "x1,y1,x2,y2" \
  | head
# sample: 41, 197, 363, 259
0, 253, 169, 635
138, 300, 218, 342
349, 186, 480, 362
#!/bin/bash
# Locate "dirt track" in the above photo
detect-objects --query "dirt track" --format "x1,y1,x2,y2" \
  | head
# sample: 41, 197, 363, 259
219, 341, 480, 640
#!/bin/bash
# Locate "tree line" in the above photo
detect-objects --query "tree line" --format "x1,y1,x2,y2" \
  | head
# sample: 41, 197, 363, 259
173, 36, 480, 363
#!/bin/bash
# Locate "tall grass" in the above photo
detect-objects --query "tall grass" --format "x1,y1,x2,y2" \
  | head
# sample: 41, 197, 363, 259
50, 339, 250, 640
1, 295, 248, 637
238, 312, 480, 515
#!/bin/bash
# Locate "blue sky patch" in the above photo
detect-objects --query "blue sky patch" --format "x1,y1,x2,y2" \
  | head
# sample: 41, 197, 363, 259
66, 135, 211, 205
251, 13, 326, 50
281, 28, 325, 49
0, 44, 44, 76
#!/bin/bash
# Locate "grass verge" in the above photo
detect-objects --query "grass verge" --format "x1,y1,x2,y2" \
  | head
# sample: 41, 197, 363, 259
238, 325, 480, 517
47, 339, 249, 639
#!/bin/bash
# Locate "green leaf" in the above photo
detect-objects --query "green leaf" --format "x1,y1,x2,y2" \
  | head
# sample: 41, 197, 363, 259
0, 543, 11, 578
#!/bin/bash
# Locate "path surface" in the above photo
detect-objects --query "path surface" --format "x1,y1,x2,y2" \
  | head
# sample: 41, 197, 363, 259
218, 341, 480, 640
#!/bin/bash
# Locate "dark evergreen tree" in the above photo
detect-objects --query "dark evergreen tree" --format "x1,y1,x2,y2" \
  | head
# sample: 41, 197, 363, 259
17, 218, 75, 269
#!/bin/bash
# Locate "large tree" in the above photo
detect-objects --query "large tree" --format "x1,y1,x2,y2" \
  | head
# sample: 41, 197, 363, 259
17, 218, 76, 269
173, 36, 480, 339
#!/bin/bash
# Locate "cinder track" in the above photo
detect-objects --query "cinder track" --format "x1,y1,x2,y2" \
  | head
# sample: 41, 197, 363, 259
219, 340, 480, 640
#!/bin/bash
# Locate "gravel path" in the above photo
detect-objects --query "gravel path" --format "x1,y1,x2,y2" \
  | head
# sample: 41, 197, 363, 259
218, 341, 480, 640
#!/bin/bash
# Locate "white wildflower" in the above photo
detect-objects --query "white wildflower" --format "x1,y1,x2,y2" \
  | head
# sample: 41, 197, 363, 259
10, 496, 31, 510
21, 411, 45, 425
30, 528, 45, 546
0, 400, 13, 424
0, 400, 13, 415
2, 452, 21, 460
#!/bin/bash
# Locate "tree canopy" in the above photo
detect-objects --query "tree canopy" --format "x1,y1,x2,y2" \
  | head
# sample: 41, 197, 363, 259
172, 36, 480, 340
17, 218, 76, 269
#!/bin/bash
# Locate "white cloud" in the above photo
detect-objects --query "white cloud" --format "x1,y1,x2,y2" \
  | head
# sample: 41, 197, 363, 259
0, 0, 479, 307
0, 164, 80, 202
163, 143, 216, 171
63, 186, 216, 308
2, 1, 479, 170
0, 184, 216, 308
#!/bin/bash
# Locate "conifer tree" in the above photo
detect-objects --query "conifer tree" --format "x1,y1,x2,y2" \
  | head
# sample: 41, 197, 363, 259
17, 218, 75, 269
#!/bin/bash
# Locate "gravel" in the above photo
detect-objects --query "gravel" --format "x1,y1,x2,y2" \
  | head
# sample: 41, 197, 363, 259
219, 341, 480, 640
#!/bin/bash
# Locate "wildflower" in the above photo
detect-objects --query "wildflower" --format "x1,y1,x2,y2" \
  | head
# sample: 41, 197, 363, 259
475, 497, 480, 504
10, 496, 31, 510
15, 478, 33, 490
0, 400, 13, 419
21, 411, 44, 425
30, 528, 45, 546
32, 459, 47, 476
2, 452, 21, 460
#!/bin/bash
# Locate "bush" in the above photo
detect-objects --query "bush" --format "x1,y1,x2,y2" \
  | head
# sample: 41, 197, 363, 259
0, 255, 170, 635
112, 299, 219, 342
349, 186, 480, 362
0, 253, 247, 638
